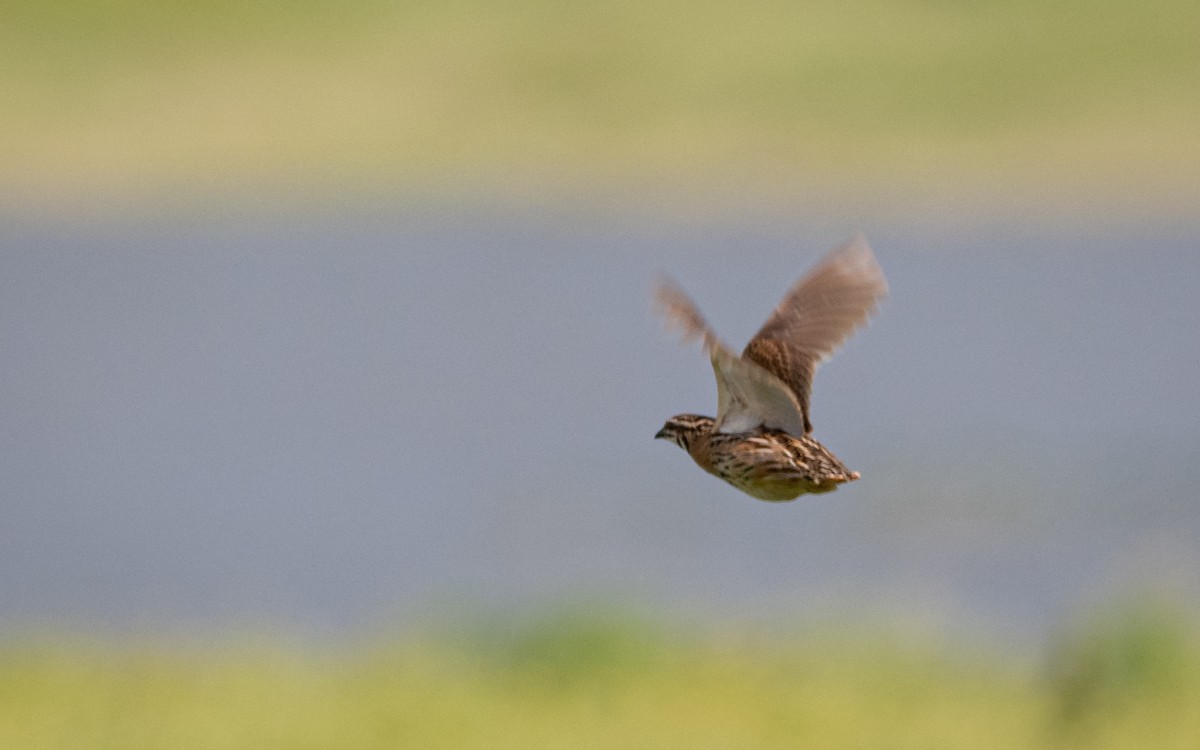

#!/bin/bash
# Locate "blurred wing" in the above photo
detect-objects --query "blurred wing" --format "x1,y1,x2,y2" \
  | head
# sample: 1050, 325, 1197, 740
742, 234, 887, 434
653, 274, 720, 352
655, 276, 806, 436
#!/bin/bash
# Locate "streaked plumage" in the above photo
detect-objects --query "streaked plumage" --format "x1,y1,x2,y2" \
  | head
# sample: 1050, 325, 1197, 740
654, 234, 886, 502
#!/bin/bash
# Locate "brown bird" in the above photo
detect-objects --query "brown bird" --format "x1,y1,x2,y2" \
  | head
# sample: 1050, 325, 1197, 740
654, 234, 887, 501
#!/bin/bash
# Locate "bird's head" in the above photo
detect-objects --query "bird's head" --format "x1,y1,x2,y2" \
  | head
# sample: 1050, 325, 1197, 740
654, 414, 715, 450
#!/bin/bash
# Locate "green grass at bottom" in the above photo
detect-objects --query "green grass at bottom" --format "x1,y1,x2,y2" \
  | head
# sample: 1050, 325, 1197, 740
1, 607, 1198, 749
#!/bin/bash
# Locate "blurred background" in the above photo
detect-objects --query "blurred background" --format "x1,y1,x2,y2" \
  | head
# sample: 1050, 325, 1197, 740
2, 1, 1199, 747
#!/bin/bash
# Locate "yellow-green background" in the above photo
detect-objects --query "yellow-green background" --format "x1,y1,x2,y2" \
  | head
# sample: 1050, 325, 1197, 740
4, 0, 1197, 214
4, 605, 1200, 749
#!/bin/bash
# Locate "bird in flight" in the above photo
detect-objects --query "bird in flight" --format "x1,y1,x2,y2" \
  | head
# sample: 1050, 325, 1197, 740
654, 234, 887, 501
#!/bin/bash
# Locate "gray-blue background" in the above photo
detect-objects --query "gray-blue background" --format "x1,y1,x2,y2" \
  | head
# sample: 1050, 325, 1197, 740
3, 208, 1197, 648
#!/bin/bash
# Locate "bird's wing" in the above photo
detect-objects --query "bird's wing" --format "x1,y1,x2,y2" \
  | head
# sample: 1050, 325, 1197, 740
655, 275, 806, 436
742, 234, 887, 434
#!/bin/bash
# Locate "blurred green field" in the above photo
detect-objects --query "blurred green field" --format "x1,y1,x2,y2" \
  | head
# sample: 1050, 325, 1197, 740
3, 606, 1198, 749
3, 0, 1197, 213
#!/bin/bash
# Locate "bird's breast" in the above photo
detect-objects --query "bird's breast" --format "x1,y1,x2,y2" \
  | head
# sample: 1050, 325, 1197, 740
688, 430, 855, 501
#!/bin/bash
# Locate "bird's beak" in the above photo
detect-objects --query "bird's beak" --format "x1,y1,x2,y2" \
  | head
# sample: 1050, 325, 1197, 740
654, 428, 668, 440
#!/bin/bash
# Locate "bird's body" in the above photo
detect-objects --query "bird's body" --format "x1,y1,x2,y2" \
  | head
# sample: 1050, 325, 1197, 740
657, 414, 858, 501
654, 235, 886, 502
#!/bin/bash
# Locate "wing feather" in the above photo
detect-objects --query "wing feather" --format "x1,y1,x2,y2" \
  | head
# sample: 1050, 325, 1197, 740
742, 234, 887, 434
655, 275, 806, 436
